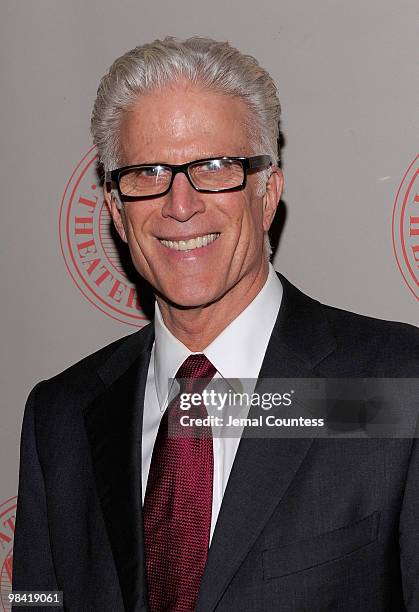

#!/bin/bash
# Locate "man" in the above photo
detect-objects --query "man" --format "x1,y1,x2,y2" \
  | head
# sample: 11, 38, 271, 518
12, 37, 419, 611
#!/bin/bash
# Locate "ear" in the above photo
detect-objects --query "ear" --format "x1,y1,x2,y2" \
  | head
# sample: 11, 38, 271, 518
103, 183, 128, 243
262, 166, 284, 231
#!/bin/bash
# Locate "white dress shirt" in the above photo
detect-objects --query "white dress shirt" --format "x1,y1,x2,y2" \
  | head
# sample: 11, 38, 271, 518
142, 263, 283, 543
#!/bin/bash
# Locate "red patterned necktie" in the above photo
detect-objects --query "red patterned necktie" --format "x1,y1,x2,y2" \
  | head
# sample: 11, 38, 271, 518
143, 354, 217, 612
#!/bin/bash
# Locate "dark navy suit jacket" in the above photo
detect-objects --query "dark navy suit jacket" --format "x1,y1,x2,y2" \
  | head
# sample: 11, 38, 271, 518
12, 274, 419, 611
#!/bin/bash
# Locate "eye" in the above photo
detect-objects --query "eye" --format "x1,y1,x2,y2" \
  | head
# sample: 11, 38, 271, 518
198, 160, 223, 172
138, 166, 168, 177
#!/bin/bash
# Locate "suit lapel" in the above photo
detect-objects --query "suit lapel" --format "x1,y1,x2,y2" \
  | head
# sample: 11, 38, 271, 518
83, 324, 154, 612
196, 273, 337, 612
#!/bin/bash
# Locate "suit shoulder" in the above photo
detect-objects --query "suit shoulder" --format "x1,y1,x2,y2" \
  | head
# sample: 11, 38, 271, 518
33, 323, 154, 403
322, 303, 419, 375
322, 301, 419, 344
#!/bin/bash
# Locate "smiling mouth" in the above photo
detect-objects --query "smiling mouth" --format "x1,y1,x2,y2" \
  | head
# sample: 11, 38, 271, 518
159, 233, 221, 251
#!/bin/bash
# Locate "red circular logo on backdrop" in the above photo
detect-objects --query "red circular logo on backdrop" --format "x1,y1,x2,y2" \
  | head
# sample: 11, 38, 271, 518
0, 496, 16, 611
59, 147, 150, 327
392, 155, 419, 301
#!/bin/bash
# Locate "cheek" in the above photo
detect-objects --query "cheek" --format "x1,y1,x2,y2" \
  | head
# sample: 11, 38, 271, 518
227, 191, 257, 227
238, 195, 264, 241
238, 202, 265, 262
123, 207, 152, 248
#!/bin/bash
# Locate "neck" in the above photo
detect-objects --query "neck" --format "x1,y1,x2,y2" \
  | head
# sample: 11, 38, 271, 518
156, 261, 269, 351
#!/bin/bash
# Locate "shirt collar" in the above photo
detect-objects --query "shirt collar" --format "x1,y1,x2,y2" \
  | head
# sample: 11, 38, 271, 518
153, 263, 283, 410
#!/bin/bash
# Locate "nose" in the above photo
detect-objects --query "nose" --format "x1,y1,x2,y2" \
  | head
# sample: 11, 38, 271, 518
160, 172, 205, 222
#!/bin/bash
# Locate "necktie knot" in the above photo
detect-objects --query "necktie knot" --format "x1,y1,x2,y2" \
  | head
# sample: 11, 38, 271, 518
175, 354, 216, 393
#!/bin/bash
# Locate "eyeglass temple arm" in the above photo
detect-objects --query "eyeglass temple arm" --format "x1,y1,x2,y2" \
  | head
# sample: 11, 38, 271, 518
247, 155, 274, 169
103, 171, 124, 209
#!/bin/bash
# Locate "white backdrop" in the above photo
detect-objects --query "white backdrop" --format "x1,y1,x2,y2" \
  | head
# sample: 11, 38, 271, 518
1, 0, 417, 593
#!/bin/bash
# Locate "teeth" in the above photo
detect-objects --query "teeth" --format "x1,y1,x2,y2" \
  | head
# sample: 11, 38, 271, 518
160, 233, 220, 251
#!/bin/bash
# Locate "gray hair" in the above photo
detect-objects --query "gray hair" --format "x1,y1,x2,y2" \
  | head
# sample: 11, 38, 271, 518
91, 36, 281, 169
91, 36, 280, 259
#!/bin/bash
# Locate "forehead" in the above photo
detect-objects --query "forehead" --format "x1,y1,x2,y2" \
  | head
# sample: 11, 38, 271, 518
119, 83, 252, 164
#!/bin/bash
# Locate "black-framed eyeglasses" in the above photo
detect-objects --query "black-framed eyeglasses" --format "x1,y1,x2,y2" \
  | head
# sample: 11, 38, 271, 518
105, 155, 272, 201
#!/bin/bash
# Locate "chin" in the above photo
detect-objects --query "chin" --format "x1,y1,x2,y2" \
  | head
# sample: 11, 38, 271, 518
170, 293, 217, 309
159, 284, 219, 309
